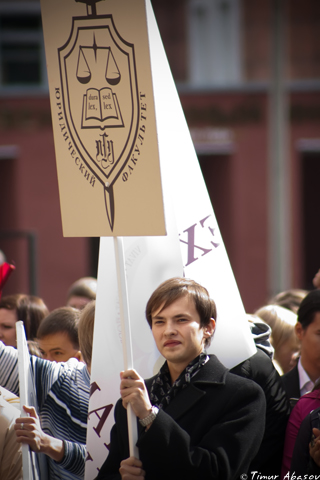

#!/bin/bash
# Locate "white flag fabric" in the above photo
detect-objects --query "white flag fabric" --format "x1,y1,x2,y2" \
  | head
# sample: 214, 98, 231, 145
144, 0, 255, 365
86, 1, 256, 478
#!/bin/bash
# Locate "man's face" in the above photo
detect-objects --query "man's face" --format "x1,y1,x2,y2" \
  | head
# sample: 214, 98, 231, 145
0, 308, 17, 347
151, 295, 215, 375
38, 332, 81, 362
296, 312, 320, 376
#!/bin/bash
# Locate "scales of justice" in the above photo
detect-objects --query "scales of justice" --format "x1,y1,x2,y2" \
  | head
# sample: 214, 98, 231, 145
77, 36, 123, 131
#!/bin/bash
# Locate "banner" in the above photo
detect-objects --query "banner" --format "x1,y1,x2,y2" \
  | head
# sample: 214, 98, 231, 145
40, 0, 165, 236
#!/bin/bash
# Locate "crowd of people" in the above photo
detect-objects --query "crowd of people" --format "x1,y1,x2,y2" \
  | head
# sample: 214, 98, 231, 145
0, 272, 97, 480
1, 249, 320, 479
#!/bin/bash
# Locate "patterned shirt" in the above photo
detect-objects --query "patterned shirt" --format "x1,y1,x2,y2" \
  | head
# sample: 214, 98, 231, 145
0, 341, 90, 480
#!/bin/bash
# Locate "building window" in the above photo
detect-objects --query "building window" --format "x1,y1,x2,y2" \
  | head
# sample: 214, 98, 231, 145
188, 0, 242, 86
0, 3, 47, 88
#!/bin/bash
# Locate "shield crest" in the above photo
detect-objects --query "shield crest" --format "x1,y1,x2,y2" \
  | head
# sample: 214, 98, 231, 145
58, 14, 139, 229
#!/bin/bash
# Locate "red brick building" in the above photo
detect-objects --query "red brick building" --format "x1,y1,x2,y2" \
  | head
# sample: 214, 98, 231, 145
0, 0, 319, 312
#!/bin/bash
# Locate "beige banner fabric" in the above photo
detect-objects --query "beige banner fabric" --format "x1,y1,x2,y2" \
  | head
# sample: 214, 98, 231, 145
40, 0, 165, 237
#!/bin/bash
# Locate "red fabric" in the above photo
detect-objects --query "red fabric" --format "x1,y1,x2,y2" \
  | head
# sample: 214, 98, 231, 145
0, 262, 15, 299
281, 389, 320, 478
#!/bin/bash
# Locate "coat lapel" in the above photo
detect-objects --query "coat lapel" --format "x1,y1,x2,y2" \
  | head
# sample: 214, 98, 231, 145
163, 383, 206, 421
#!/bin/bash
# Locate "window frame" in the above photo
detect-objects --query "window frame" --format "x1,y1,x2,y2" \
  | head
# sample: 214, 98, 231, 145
187, 0, 243, 87
0, 1, 48, 94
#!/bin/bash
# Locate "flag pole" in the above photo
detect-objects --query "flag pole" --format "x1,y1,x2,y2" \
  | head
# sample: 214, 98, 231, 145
113, 236, 139, 458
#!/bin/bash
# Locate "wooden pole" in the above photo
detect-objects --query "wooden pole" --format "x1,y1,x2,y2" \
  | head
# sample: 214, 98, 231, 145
114, 237, 139, 458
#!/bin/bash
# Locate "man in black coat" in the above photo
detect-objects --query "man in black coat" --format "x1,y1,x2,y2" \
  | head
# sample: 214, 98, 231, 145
282, 290, 320, 405
96, 277, 266, 480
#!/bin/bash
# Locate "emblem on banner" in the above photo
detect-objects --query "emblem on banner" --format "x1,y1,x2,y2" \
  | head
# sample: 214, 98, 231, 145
58, 0, 139, 230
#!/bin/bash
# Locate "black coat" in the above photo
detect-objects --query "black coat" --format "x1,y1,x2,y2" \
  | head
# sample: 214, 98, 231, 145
231, 348, 290, 475
282, 364, 301, 406
96, 355, 266, 480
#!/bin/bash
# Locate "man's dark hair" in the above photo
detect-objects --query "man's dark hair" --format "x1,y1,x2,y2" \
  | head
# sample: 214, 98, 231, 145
297, 289, 320, 329
146, 277, 217, 348
37, 307, 80, 349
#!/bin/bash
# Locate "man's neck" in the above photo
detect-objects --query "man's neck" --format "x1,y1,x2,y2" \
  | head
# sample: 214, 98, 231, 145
167, 352, 206, 384
168, 362, 187, 384
300, 357, 320, 383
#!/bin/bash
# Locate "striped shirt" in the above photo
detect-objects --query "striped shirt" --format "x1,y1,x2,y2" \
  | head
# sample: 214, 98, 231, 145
0, 341, 90, 480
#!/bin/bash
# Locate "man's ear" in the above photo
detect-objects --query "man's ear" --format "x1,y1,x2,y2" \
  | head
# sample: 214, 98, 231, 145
203, 318, 216, 338
74, 350, 83, 362
295, 322, 303, 341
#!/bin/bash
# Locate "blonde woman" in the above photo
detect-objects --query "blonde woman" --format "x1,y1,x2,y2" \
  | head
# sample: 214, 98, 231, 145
255, 305, 299, 375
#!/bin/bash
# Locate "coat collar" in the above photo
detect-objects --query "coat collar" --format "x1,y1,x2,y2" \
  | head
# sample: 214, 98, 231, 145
145, 355, 228, 422
191, 354, 228, 386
